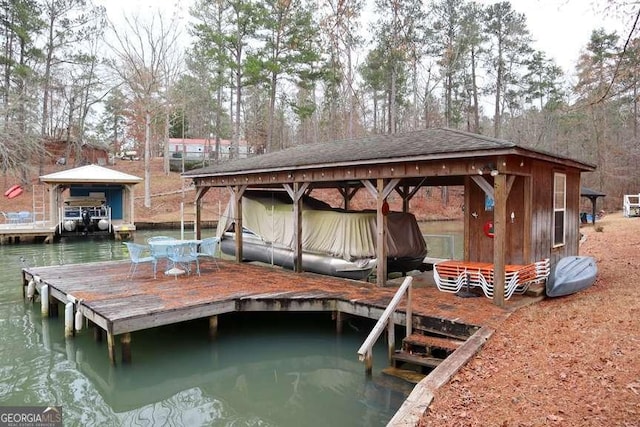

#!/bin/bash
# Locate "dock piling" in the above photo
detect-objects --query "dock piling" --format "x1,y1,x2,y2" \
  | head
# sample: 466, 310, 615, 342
208, 316, 218, 340
121, 333, 131, 364
335, 311, 343, 334
107, 332, 116, 366
64, 302, 74, 337
41, 285, 49, 317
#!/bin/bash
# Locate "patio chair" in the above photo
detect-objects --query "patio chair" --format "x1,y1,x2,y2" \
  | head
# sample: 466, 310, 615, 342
124, 242, 157, 279
18, 211, 32, 224
197, 237, 221, 271
166, 241, 200, 279
2, 211, 21, 224
147, 236, 177, 272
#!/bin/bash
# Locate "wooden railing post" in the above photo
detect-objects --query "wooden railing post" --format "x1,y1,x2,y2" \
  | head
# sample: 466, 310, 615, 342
357, 276, 413, 374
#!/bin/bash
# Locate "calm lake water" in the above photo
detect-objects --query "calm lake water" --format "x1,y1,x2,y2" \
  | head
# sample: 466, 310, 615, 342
0, 230, 416, 426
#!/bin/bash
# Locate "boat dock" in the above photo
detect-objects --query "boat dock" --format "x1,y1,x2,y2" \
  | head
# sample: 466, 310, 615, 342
0, 222, 57, 244
0, 221, 136, 244
21, 259, 534, 366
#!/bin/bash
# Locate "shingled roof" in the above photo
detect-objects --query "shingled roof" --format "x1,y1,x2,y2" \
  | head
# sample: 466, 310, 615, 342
184, 128, 594, 178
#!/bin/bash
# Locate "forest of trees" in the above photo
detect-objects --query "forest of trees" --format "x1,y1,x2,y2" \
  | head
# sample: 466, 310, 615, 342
1, 0, 638, 209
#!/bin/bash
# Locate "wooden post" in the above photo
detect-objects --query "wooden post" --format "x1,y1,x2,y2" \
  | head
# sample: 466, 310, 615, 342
493, 173, 507, 306
283, 182, 309, 274
387, 319, 395, 364
522, 175, 532, 262
195, 197, 202, 240
376, 179, 387, 285
406, 283, 413, 337
292, 182, 303, 272
107, 332, 117, 366
334, 311, 343, 335
50, 296, 58, 318
464, 177, 472, 260
209, 315, 218, 340
364, 350, 373, 377
232, 185, 247, 263
194, 187, 210, 241
361, 178, 399, 286
93, 324, 103, 343
121, 333, 131, 364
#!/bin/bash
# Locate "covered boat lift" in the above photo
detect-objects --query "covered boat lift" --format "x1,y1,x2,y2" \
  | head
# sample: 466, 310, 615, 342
40, 164, 143, 240
183, 128, 595, 306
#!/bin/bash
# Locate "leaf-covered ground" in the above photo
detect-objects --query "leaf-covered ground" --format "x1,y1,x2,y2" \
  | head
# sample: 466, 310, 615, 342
420, 213, 640, 427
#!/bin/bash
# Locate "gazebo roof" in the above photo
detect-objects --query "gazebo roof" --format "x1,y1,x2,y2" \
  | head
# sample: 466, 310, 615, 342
184, 128, 595, 179
580, 187, 606, 198
40, 164, 142, 184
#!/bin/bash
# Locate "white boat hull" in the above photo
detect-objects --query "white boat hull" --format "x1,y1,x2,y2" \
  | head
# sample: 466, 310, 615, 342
220, 232, 377, 280
546, 256, 597, 297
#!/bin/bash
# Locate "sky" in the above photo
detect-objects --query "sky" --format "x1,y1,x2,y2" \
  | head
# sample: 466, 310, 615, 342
96, 0, 625, 76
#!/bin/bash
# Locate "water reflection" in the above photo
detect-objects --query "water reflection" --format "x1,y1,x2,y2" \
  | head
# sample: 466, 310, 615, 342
1, 238, 412, 426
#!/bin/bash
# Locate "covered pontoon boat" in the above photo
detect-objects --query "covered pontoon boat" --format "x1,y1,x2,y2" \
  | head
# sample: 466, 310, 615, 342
217, 192, 428, 280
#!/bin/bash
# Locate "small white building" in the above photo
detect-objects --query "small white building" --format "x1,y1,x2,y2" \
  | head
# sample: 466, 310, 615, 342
168, 138, 250, 160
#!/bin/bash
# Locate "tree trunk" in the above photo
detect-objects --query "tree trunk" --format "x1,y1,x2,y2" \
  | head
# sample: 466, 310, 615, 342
164, 107, 170, 175
144, 110, 151, 208
471, 47, 480, 134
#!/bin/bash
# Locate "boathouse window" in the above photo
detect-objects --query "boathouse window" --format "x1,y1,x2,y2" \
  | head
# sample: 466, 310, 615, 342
553, 173, 566, 246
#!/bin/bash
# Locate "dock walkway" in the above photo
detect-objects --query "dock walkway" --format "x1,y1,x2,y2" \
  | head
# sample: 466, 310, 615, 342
22, 259, 526, 366
1, 222, 57, 244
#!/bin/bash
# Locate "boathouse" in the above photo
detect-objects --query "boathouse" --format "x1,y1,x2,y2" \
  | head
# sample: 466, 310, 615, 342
183, 128, 595, 306
40, 164, 142, 240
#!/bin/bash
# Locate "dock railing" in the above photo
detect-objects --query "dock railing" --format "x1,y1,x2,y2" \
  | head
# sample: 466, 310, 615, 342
357, 276, 413, 375
623, 194, 640, 217
423, 233, 456, 260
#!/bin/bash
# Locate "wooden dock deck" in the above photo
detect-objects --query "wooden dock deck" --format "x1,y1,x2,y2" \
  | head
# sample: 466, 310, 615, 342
0, 221, 136, 243
21, 259, 537, 366
0, 222, 57, 244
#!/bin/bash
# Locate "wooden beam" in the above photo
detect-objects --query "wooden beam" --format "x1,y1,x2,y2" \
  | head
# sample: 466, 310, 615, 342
470, 175, 494, 198
506, 175, 516, 196
338, 185, 359, 210
283, 182, 309, 201
361, 178, 399, 200
395, 177, 428, 212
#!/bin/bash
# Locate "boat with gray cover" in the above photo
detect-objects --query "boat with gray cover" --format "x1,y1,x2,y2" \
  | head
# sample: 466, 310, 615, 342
546, 256, 597, 297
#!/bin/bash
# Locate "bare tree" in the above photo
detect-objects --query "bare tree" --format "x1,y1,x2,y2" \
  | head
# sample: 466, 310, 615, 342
106, 11, 182, 208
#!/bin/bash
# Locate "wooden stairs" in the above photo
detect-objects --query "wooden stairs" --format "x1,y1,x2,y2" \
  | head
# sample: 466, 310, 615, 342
383, 333, 466, 383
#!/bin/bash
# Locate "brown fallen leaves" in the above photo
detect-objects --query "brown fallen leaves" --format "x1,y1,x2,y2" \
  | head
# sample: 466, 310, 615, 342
419, 212, 640, 427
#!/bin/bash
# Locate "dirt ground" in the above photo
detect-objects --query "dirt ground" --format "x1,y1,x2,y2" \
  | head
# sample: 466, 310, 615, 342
420, 213, 640, 427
